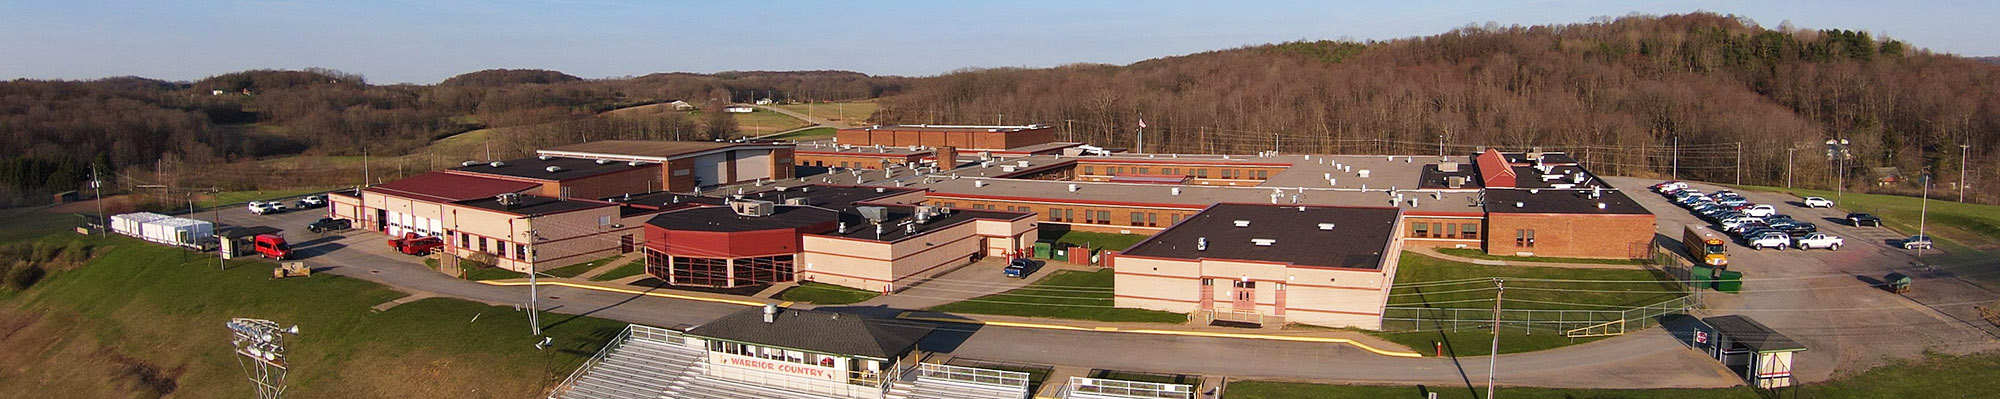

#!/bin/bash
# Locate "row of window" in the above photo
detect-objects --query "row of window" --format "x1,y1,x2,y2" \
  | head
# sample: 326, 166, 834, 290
709, 340, 840, 369
655, 253, 798, 287
1078, 165, 1275, 180
453, 231, 527, 260
1408, 221, 1481, 240
942, 201, 1190, 227
1515, 229, 1537, 248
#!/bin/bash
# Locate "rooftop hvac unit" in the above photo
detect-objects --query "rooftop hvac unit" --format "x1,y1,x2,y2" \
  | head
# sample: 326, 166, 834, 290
1251, 238, 1276, 246
730, 199, 776, 217
538, 155, 552, 160
629, 161, 646, 166
1318, 223, 1336, 231
1439, 162, 1460, 172
784, 197, 809, 206
496, 193, 521, 206
1358, 169, 1371, 178
545, 166, 564, 173
1017, 160, 1030, 167
1197, 237, 1208, 251
1233, 220, 1251, 228
489, 161, 507, 168
1447, 176, 1466, 188
461, 161, 480, 167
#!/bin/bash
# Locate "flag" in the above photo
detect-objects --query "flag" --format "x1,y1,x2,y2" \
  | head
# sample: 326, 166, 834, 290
1137, 117, 1147, 129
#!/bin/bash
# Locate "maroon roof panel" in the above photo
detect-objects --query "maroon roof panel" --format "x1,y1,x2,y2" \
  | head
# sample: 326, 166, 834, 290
364, 172, 540, 203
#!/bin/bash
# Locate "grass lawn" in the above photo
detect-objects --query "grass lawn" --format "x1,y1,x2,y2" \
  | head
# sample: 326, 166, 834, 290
767, 126, 837, 140
731, 109, 810, 136
1045, 230, 1151, 252
589, 259, 646, 282
1435, 248, 1646, 265
200, 188, 333, 208
776, 282, 880, 305
543, 256, 621, 278
0, 211, 626, 398
1374, 252, 1684, 355
1223, 351, 2000, 399
927, 269, 1185, 323
775, 101, 877, 127
465, 265, 527, 281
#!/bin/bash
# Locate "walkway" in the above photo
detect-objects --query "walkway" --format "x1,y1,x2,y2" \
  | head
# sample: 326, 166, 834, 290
1408, 246, 1649, 269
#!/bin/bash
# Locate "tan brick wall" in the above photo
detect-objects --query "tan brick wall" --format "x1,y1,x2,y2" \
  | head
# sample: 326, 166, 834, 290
1485, 213, 1655, 259
794, 153, 925, 169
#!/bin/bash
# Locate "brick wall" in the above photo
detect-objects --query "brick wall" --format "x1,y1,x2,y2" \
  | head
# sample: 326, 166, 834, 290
1485, 212, 1655, 259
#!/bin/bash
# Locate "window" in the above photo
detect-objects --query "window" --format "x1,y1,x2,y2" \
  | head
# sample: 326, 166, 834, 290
1171, 214, 1184, 225
1147, 213, 1158, 227
1063, 209, 1074, 222
1516, 229, 1536, 247
1083, 166, 1094, 175
1196, 169, 1209, 178
599, 215, 612, 226
1201, 278, 1213, 286
1443, 223, 1457, 238
1412, 222, 1429, 238
1097, 211, 1111, 224
1462, 223, 1479, 239
1136, 167, 1150, 175
1046, 208, 1059, 222
1130, 212, 1144, 226
1257, 170, 1269, 179
496, 241, 508, 258
516, 244, 528, 260
672, 256, 731, 287
479, 237, 488, 252
1233, 280, 1256, 288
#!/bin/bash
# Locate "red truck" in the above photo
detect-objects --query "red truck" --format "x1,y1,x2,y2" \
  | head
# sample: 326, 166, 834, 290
253, 234, 293, 260
388, 233, 444, 255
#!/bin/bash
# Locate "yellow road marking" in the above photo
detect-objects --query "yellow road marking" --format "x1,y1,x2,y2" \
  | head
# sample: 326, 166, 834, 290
479, 280, 768, 307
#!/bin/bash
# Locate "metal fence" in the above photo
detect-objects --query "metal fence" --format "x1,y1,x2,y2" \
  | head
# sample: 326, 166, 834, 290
1061, 376, 1194, 399
1380, 293, 1703, 336
907, 362, 1032, 393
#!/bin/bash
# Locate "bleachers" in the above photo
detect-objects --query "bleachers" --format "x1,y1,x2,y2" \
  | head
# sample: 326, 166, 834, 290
890, 378, 1028, 399
551, 324, 1033, 399
555, 338, 703, 399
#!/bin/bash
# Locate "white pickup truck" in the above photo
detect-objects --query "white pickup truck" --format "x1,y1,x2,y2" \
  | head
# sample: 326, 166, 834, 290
1794, 233, 1844, 250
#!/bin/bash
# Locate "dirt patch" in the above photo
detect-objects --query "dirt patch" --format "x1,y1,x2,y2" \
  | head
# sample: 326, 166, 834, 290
99, 350, 181, 396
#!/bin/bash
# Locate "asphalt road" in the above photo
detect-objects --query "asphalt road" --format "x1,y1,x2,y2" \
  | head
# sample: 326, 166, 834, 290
213, 193, 1749, 389
1605, 176, 2000, 383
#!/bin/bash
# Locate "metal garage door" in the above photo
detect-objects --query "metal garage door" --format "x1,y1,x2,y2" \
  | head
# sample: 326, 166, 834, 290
693, 152, 726, 187
735, 149, 771, 181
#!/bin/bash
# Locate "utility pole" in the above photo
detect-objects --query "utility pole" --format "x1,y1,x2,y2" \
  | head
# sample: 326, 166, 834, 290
1918, 174, 1931, 267
363, 150, 371, 187
1734, 142, 1742, 185
214, 187, 224, 271
1487, 278, 1504, 399
1439, 134, 1446, 157
91, 165, 105, 237
525, 219, 541, 336
1671, 136, 1679, 180
1961, 144, 1972, 203
1786, 148, 1796, 188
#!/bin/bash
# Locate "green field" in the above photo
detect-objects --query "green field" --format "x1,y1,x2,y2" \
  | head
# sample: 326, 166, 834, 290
774, 101, 877, 127
731, 109, 811, 136
1045, 230, 1151, 252
465, 265, 527, 281
1370, 252, 1685, 355
589, 259, 646, 282
1435, 248, 1647, 265
1224, 351, 2000, 398
776, 282, 879, 305
928, 269, 1186, 323
0, 211, 623, 398
767, 126, 837, 140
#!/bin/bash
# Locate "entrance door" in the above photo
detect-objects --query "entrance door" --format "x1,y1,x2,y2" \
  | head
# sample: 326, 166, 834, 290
1199, 279, 1215, 311
375, 209, 388, 232
1231, 280, 1256, 312
619, 234, 635, 253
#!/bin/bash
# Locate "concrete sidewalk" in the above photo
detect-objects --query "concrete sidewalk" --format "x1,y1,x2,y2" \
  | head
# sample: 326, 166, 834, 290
1409, 246, 1648, 269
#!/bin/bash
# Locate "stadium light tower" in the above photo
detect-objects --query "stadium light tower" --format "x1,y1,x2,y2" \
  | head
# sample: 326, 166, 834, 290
228, 318, 300, 399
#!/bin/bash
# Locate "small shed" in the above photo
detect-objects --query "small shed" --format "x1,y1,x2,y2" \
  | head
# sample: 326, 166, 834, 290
1683, 315, 1807, 388
217, 226, 283, 259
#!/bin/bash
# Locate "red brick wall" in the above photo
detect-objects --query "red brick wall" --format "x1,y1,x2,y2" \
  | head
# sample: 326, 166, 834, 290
771, 148, 796, 180
795, 153, 925, 169
665, 159, 697, 191
551, 166, 661, 199
1484, 213, 1654, 259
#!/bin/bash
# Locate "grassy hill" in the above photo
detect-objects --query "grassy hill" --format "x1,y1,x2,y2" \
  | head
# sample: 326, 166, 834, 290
0, 210, 623, 398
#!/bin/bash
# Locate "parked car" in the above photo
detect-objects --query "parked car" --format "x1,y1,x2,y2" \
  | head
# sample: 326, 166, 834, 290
1780, 222, 1819, 237
1720, 217, 1765, 231
1901, 235, 1935, 250
1794, 233, 1844, 250
253, 234, 293, 259
1801, 196, 1834, 208
1749, 232, 1794, 250
1717, 198, 1750, 207
296, 195, 326, 208
248, 201, 284, 215
1847, 213, 1883, 227
1003, 258, 1035, 278
388, 233, 445, 255
1737, 226, 1780, 240
307, 218, 352, 234
1742, 204, 1778, 218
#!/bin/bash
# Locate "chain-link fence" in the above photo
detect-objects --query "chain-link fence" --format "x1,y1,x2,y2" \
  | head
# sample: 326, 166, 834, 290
1381, 241, 1704, 336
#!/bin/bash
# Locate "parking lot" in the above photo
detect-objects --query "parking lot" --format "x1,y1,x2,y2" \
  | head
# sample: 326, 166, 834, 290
1607, 176, 2000, 383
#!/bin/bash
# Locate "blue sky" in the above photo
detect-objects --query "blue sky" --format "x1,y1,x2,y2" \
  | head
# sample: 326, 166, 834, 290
2, 1, 1993, 84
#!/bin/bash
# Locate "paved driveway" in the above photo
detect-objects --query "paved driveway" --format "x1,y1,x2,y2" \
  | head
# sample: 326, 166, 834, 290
1606, 177, 2000, 382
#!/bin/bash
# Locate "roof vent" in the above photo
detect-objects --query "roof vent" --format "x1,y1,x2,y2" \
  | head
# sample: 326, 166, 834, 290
1318, 223, 1336, 230
496, 192, 521, 206
1529, 189, 1539, 194
1171, 187, 1181, 196
545, 166, 563, 173
1197, 237, 1208, 251
537, 155, 552, 160
974, 180, 986, 188
489, 161, 507, 168
629, 160, 645, 166
1233, 220, 1251, 228
763, 304, 778, 323
461, 161, 480, 167
1358, 169, 1371, 178
1068, 184, 1079, 192
1597, 202, 1607, 209
1514, 201, 1525, 208
1251, 238, 1276, 246
596, 159, 614, 165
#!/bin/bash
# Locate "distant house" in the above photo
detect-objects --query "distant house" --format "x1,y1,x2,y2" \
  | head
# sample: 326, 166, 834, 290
211, 89, 225, 96
1872, 167, 1903, 186
724, 105, 755, 113
666, 100, 694, 111
754, 98, 774, 105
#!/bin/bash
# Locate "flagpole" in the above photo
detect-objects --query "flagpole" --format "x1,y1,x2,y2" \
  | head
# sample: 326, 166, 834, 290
1136, 112, 1146, 154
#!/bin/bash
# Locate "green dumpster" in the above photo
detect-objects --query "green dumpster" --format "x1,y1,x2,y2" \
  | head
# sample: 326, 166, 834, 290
1885, 272, 1912, 294
1052, 244, 1070, 262
1033, 241, 1053, 259
1690, 265, 1716, 290
1715, 270, 1744, 293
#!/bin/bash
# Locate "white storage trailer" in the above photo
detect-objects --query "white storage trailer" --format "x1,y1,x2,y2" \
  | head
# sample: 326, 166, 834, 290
110, 212, 171, 237
138, 217, 215, 249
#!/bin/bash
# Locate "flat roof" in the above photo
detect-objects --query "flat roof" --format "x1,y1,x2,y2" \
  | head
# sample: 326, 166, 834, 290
1121, 203, 1400, 270
843, 124, 1050, 133
448, 156, 646, 181
1417, 163, 1482, 189
538, 140, 747, 160
1482, 188, 1650, 215
1703, 315, 1806, 352
742, 184, 925, 211
1510, 164, 1612, 189
365, 172, 541, 203
915, 176, 1486, 213
455, 195, 613, 216
646, 205, 838, 233
794, 141, 933, 156
605, 191, 728, 210
687, 307, 934, 359
1501, 151, 1580, 165
813, 205, 1026, 243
